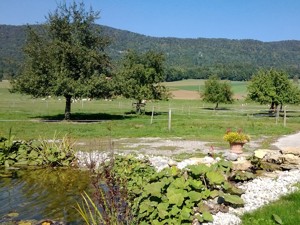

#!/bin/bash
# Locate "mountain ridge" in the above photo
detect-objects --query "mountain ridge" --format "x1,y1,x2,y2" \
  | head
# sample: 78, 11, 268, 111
1, 24, 300, 81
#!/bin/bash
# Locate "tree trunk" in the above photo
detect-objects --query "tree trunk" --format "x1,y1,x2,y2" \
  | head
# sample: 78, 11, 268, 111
215, 102, 219, 110
269, 101, 275, 114
65, 95, 72, 120
136, 99, 142, 114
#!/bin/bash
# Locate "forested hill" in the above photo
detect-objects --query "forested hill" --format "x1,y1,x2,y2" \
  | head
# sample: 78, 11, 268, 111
1, 24, 300, 81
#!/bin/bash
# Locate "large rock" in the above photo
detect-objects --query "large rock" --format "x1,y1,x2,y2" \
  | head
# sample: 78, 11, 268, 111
254, 149, 274, 159
232, 158, 252, 171
281, 154, 300, 165
281, 147, 300, 156
265, 152, 284, 164
223, 152, 239, 161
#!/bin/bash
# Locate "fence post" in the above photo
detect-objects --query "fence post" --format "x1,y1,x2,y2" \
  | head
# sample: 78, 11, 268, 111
284, 106, 287, 127
168, 108, 172, 131
275, 105, 280, 125
150, 106, 155, 124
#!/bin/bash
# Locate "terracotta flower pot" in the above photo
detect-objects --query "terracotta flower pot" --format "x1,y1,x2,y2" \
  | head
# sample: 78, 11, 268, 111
229, 142, 245, 154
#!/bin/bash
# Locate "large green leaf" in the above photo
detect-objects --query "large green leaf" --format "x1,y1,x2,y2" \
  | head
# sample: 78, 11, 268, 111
188, 191, 202, 202
188, 179, 204, 190
166, 187, 187, 206
170, 206, 180, 216
171, 177, 187, 189
188, 164, 210, 176
179, 206, 192, 221
139, 200, 155, 214
202, 211, 213, 222
223, 194, 244, 206
144, 181, 165, 197
206, 171, 225, 185
272, 214, 283, 224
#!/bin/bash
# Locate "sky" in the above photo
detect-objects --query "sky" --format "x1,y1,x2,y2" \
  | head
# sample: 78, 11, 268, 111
0, 0, 300, 42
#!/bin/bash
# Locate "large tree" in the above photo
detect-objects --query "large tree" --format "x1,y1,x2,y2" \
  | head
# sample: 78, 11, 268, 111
11, 2, 111, 120
201, 75, 234, 109
116, 50, 169, 113
247, 69, 300, 111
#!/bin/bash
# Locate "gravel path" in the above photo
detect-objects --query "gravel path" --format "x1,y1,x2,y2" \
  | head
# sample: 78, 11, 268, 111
272, 132, 300, 150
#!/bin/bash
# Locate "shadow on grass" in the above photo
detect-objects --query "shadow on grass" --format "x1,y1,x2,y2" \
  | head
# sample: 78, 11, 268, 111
124, 110, 167, 116
250, 110, 300, 118
33, 112, 135, 122
203, 107, 231, 111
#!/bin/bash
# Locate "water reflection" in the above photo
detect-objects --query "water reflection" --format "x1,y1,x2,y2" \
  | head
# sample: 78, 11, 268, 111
0, 167, 91, 224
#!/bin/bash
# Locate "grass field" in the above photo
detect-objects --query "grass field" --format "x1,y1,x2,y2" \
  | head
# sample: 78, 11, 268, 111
1, 80, 300, 147
164, 79, 249, 99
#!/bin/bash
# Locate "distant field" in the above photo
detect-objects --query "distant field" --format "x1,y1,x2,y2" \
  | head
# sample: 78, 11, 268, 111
164, 79, 248, 99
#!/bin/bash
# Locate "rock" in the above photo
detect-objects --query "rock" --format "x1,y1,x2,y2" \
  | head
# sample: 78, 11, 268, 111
265, 152, 284, 164
280, 164, 300, 170
177, 156, 217, 169
282, 154, 300, 165
223, 152, 239, 161
254, 149, 274, 159
281, 147, 300, 156
232, 159, 252, 171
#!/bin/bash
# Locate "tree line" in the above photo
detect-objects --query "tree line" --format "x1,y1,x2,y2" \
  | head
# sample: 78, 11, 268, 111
1, 16, 300, 81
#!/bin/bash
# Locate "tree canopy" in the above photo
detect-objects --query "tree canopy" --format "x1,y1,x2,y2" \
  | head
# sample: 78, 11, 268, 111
11, 2, 112, 120
201, 75, 234, 109
247, 69, 300, 110
116, 50, 169, 113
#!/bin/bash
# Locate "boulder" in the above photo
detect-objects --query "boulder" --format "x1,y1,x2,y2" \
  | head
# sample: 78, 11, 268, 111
254, 149, 274, 159
281, 154, 300, 165
223, 152, 239, 161
281, 147, 300, 156
265, 152, 284, 164
232, 158, 252, 171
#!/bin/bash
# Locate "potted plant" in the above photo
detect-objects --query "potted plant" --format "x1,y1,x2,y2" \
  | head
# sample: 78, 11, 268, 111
223, 129, 250, 153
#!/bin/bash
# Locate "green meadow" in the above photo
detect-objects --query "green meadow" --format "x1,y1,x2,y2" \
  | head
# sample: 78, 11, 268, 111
164, 79, 249, 97
1, 79, 300, 148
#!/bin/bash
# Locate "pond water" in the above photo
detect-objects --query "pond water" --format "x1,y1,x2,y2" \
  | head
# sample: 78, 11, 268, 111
0, 167, 91, 224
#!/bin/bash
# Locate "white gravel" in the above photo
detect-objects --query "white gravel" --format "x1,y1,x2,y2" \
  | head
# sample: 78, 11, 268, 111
206, 169, 300, 225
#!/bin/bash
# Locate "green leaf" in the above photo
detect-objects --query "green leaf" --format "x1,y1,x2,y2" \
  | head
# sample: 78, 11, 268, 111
170, 206, 180, 216
179, 206, 191, 221
206, 171, 225, 185
188, 191, 202, 202
157, 202, 169, 211
158, 209, 168, 219
188, 164, 210, 176
272, 214, 283, 224
144, 181, 165, 198
28, 150, 39, 159
223, 194, 244, 206
195, 213, 204, 222
209, 190, 219, 198
188, 179, 204, 190
200, 189, 211, 199
167, 187, 186, 206
202, 211, 213, 222
139, 200, 155, 214
171, 177, 187, 189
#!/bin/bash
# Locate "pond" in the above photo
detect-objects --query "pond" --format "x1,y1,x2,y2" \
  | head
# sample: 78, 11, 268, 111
0, 167, 91, 224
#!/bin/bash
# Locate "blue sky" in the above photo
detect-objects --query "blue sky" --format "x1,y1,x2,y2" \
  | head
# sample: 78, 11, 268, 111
0, 0, 299, 42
